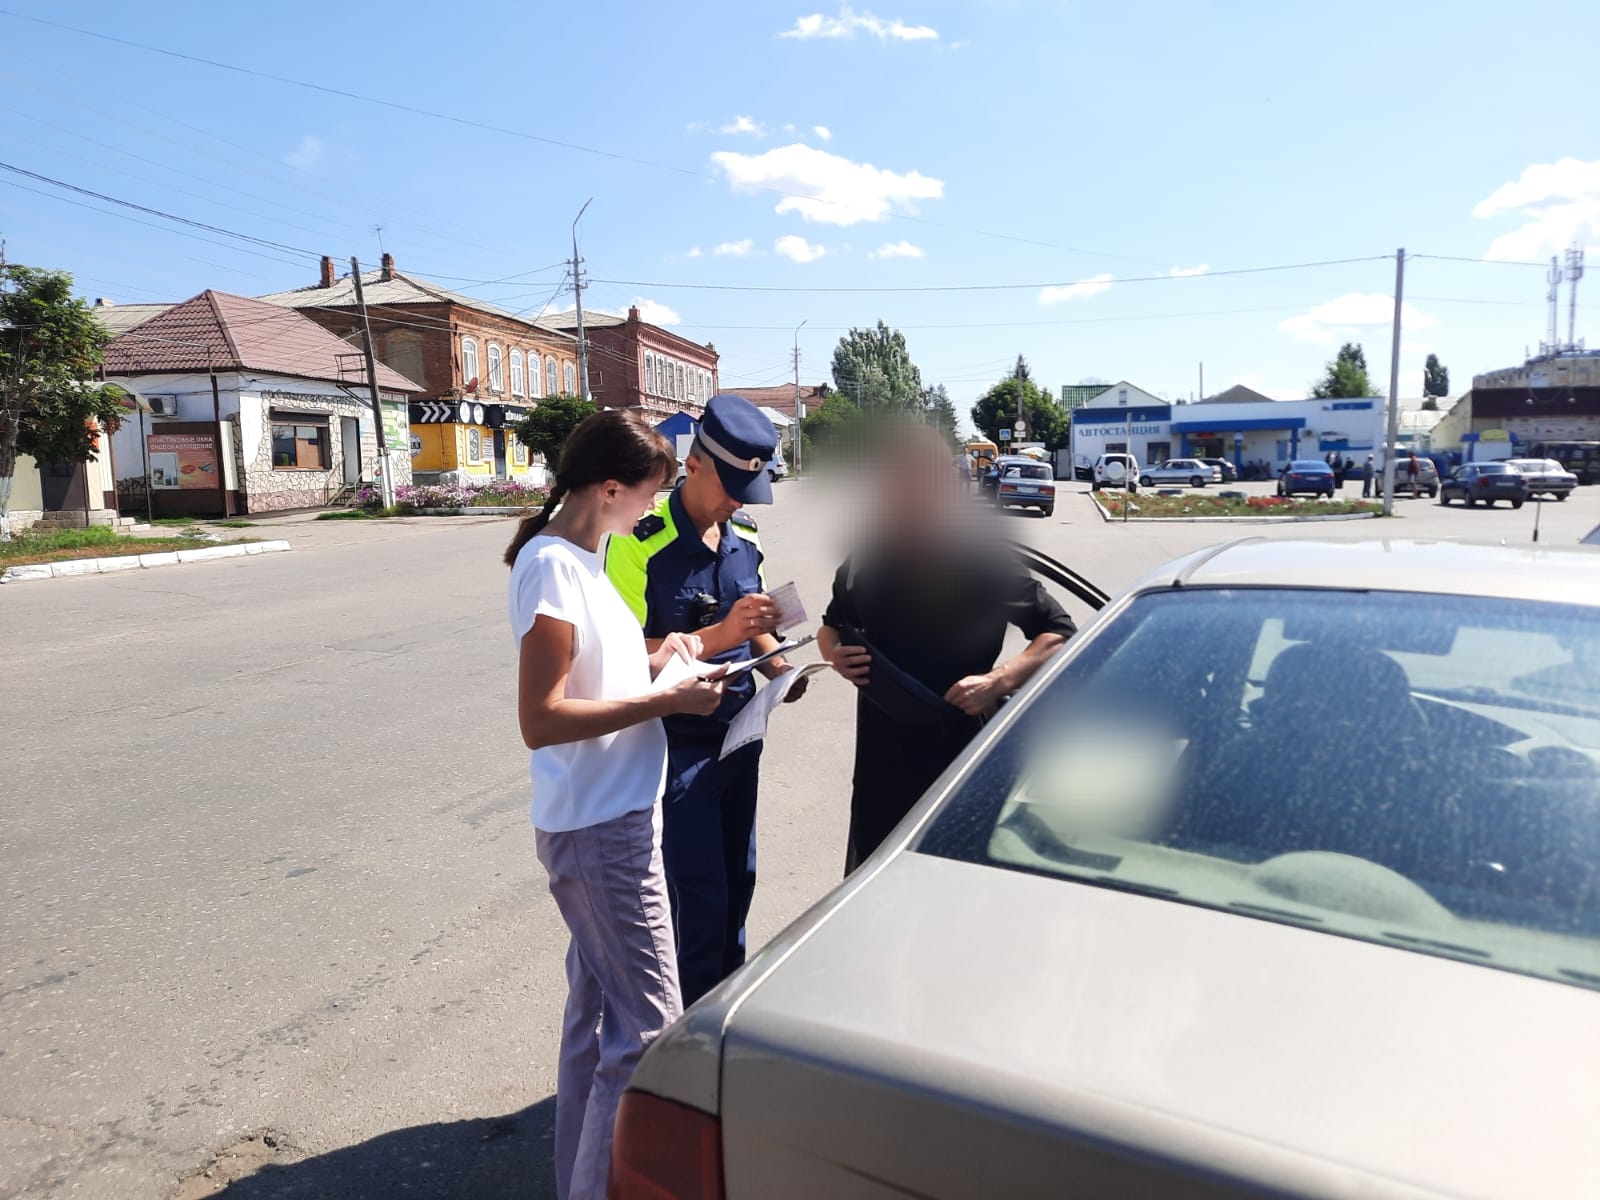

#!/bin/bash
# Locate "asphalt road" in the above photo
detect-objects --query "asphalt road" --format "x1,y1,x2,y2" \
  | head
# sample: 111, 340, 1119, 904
4, 481, 1597, 1199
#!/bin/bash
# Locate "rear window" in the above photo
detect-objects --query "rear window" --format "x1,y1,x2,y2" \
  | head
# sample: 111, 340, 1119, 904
917, 588, 1600, 990
1479, 463, 1512, 473
1003, 464, 1052, 481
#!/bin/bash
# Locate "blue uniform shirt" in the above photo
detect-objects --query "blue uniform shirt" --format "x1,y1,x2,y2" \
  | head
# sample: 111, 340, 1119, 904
605, 486, 766, 743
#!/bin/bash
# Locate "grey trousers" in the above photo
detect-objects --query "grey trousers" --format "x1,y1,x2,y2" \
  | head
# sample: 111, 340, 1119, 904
536, 803, 682, 1200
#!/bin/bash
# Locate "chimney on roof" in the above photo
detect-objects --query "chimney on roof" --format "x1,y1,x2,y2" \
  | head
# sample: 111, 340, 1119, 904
94, 297, 113, 307
380, 252, 395, 282
319, 255, 336, 288
627, 305, 640, 322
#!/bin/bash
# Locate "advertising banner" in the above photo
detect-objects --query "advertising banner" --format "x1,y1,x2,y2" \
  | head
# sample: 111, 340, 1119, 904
148, 432, 219, 490
381, 400, 409, 452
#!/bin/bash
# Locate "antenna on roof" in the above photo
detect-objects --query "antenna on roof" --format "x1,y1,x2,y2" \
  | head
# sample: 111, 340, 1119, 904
373, 224, 386, 254
1544, 255, 1561, 355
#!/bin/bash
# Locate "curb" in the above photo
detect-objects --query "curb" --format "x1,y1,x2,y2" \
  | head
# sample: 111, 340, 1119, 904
1, 540, 291, 584
1087, 494, 1382, 525
409, 506, 525, 516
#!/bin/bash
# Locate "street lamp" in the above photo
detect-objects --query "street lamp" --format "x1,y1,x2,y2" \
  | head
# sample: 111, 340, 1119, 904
793, 319, 807, 476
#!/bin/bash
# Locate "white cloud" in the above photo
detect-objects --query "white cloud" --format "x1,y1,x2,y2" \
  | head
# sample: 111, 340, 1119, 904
632, 298, 682, 325
780, 4, 938, 41
684, 246, 704, 258
720, 115, 766, 136
813, 124, 833, 141
1277, 292, 1437, 345
869, 240, 924, 259
774, 234, 828, 263
713, 239, 756, 257
283, 135, 323, 171
1473, 158, 1600, 261
711, 142, 943, 225
1039, 273, 1113, 304
1169, 263, 1210, 277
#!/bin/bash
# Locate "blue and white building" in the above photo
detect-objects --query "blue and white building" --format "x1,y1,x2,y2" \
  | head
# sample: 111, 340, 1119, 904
1069, 382, 1385, 474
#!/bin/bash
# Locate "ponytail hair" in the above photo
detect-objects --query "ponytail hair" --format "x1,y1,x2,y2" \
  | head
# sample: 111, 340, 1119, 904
504, 408, 676, 567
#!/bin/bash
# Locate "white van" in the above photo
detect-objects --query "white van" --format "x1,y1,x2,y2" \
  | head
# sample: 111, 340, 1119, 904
1091, 453, 1141, 491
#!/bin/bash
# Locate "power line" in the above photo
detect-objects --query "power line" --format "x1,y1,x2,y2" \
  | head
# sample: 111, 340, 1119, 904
1411, 253, 1549, 268
0, 160, 320, 259
0, 9, 1155, 261
590, 256, 1392, 296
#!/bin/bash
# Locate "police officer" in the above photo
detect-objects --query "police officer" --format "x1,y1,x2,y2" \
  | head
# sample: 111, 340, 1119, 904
604, 395, 804, 1005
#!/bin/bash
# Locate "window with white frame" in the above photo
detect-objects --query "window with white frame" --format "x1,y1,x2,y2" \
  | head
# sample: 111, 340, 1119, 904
564, 362, 576, 394
510, 350, 524, 396
676, 363, 685, 401
702, 369, 712, 399
669, 360, 678, 400
686, 369, 697, 406
644, 352, 654, 395
528, 350, 543, 398
546, 357, 558, 396
487, 343, 504, 393
461, 337, 479, 389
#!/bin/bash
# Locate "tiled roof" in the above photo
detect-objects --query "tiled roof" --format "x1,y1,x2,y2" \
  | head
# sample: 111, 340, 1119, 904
103, 290, 423, 392
91, 302, 174, 336
260, 267, 575, 340
722, 384, 829, 415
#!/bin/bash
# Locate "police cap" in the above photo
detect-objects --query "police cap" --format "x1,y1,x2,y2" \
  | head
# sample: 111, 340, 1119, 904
696, 394, 778, 506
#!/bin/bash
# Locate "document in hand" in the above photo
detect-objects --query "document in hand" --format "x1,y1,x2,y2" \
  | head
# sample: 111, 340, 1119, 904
650, 635, 817, 690
767, 581, 808, 632
720, 662, 829, 760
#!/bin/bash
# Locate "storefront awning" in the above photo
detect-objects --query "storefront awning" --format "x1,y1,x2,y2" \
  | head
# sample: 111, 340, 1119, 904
1172, 416, 1306, 433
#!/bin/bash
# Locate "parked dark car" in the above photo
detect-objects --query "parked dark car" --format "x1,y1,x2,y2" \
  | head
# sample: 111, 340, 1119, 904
1277, 460, 1335, 498
1199, 457, 1238, 483
1439, 462, 1528, 509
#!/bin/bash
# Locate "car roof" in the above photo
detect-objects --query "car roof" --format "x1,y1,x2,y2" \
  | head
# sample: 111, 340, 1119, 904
1132, 538, 1600, 606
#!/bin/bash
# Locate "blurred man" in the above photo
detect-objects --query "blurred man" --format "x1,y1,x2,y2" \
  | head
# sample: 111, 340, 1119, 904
818, 424, 1074, 873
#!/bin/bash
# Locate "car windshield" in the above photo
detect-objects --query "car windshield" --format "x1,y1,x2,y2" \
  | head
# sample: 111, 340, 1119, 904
917, 587, 1600, 990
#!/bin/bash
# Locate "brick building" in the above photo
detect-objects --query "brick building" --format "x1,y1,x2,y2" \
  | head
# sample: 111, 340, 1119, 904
261, 255, 579, 484
538, 307, 719, 422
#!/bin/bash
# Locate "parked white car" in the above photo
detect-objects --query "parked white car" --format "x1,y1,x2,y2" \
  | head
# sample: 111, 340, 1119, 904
1091, 453, 1141, 491
1141, 458, 1220, 487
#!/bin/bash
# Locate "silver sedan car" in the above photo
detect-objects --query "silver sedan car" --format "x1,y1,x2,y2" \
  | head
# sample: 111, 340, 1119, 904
611, 539, 1600, 1200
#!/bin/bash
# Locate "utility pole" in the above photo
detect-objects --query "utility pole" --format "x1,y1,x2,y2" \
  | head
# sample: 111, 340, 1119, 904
349, 257, 395, 508
571, 198, 593, 402
792, 318, 806, 476
1380, 248, 1406, 518
1198, 362, 1204, 402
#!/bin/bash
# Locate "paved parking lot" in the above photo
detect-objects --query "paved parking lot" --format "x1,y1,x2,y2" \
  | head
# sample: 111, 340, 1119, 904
3, 481, 1596, 1199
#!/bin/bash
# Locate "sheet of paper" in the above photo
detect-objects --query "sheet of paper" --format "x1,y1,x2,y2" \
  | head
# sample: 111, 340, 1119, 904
651, 652, 716, 692
767, 581, 808, 632
720, 663, 829, 760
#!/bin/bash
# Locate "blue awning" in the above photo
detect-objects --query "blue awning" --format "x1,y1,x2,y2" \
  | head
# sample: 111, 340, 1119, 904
654, 412, 699, 439
1172, 416, 1306, 433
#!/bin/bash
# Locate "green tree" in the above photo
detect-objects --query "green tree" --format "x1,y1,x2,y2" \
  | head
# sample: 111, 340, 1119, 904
509, 394, 597, 466
1423, 353, 1450, 399
921, 384, 960, 447
1310, 342, 1378, 399
970, 375, 1071, 451
1, 264, 125, 538
830, 320, 923, 410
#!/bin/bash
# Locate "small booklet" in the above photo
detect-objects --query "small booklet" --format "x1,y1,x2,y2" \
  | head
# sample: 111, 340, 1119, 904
767, 581, 808, 633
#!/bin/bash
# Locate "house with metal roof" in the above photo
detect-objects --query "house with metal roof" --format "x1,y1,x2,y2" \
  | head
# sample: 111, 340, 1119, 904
538, 305, 720, 421
262, 254, 577, 485
104, 290, 423, 517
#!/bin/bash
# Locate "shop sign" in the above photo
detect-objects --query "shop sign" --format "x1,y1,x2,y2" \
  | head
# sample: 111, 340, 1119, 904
1480, 428, 1510, 442
148, 432, 219, 490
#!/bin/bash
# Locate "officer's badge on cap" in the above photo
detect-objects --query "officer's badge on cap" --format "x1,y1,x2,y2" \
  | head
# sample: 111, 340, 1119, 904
696, 395, 779, 505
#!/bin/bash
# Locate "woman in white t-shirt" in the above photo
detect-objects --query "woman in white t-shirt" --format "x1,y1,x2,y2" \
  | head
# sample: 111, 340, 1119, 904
505, 409, 723, 1200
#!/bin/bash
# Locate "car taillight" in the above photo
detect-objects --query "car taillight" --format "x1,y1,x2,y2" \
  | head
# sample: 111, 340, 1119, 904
1477, 478, 1490, 488
609, 1092, 724, 1200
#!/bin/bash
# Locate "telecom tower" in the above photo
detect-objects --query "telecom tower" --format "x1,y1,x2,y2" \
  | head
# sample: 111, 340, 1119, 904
1566, 245, 1585, 352
1544, 255, 1562, 355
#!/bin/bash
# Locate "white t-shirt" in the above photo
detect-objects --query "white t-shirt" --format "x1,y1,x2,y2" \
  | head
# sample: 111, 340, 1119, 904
508, 534, 667, 832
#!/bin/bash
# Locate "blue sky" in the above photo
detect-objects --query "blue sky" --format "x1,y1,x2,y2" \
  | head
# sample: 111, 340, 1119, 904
2, 0, 1597, 427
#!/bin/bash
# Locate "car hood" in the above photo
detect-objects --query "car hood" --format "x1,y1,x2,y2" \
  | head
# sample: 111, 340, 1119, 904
718, 852, 1600, 1200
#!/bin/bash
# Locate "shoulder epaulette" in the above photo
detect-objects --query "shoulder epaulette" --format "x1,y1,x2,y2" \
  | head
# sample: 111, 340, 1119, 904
730, 510, 758, 532
633, 513, 667, 539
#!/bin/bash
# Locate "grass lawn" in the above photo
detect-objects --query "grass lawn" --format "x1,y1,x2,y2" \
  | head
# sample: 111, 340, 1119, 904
1, 525, 250, 568
150, 517, 257, 529
1095, 491, 1381, 519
